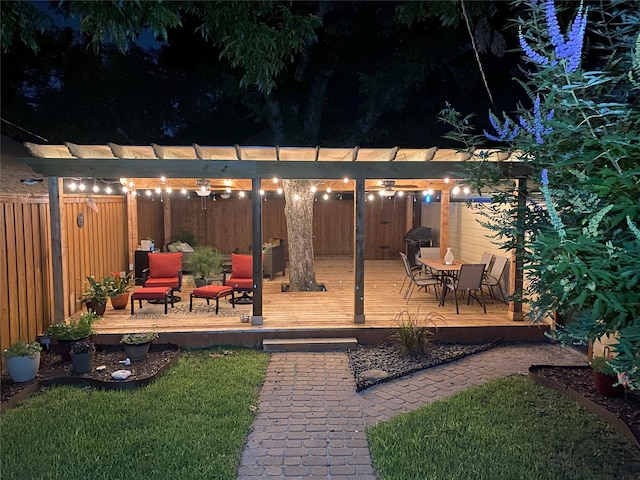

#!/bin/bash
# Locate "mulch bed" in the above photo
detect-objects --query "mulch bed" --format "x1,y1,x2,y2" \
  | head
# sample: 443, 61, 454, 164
1, 344, 180, 411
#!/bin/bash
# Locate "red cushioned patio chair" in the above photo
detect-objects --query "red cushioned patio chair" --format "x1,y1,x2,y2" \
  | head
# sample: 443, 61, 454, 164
143, 252, 183, 302
223, 253, 255, 304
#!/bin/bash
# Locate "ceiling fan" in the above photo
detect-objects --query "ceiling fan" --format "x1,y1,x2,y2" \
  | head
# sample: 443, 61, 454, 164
377, 180, 418, 196
195, 178, 211, 197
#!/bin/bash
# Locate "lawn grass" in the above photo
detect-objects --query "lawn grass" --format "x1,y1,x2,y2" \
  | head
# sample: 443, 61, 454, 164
1, 347, 269, 480
368, 375, 640, 480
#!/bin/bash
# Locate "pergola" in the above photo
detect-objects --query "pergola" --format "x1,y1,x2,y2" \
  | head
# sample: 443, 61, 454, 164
19, 143, 529, 324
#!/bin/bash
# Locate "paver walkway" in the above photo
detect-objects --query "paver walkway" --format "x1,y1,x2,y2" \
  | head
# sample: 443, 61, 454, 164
237, 343, 586, 479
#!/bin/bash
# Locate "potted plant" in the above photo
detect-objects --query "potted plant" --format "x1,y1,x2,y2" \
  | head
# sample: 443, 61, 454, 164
186, 246, 223, 287
44, 311, 99, 361
79, 276, 109, 315
120, 330, 159, 361
3, 341, 42, 383
105, 271, 134, 309
69, 338, 96, 374
590, 355, 625, 397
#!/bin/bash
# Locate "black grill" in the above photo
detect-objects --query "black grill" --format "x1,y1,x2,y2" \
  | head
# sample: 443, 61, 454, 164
404, 227, 432, 267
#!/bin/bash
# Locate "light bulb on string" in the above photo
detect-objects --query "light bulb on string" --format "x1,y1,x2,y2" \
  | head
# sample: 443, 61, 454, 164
155, 187, 161, 194
277, 188, 283, 195
78, 182, 86, 191
166, 187, 172, 194
69, 181, 77, 191
181, 188, 187, 195
326, 187, 332, 193
105, 186, 112, 194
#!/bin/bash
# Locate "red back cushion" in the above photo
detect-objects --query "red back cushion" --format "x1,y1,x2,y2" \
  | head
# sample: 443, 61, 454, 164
231, 254, 253, 278
148, 252, 182, 278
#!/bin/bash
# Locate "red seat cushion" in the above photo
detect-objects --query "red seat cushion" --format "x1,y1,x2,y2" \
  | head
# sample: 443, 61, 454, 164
148, 252, 182, 278
192, 286, 233, 298
225, 278, 253, 289
145, 277, 180, 289
231, 253, 253, 278
132, 287, 171, 299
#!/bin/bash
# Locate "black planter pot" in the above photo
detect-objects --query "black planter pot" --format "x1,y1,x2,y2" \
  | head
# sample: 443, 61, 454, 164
85, 301, 107, 316
53, 337, 91, 361
123, 342, 151, 361
70, 351, 94, 374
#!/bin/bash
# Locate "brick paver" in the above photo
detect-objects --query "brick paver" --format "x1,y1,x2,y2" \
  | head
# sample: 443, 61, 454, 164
237, 344, 586, 479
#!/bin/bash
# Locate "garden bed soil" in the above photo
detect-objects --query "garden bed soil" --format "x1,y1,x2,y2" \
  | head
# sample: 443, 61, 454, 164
1, 344, 179, 412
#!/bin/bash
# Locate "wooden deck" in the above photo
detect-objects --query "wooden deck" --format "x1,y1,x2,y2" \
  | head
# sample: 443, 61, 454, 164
93, 256, 549, 347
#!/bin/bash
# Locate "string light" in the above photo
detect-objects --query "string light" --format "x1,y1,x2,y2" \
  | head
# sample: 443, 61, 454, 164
78, 183, 86, 191
272, 177, 279, 184
69, 181, 77, 191
105, 186, 112, 194
166, 187, 172, 194
463, 186, 471, 195
181, 188, 187, 195
326, 187, 332, 193
259, 189, 265, 196
155, 187, 161, 194
277, 188, 283, 195
367, 193, 375, 201
452, 186, 460, 195
323, 193, 329, 200
146, 190, 152, 196
310, 185, 317, 193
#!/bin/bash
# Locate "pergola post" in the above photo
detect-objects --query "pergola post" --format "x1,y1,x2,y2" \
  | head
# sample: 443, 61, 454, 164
163, 193, 172, 247
439, 188, 450, 259
251, 177, 263, 324
126, 191, 138, 271
353, 178, 365, 324
509, 178, 526, 321
47, 176, 67, 321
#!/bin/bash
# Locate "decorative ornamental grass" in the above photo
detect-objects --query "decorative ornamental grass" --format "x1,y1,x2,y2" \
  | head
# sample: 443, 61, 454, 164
0, 348, 269, 480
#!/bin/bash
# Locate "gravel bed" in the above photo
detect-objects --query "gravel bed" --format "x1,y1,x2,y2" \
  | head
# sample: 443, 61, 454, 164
348, 339, 501, 391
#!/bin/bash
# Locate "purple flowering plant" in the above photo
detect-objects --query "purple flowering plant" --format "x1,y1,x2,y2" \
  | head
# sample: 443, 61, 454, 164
439, 0, 640, 389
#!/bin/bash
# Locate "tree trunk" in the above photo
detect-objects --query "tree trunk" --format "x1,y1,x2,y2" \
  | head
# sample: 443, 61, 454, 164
283, 179, 321, 291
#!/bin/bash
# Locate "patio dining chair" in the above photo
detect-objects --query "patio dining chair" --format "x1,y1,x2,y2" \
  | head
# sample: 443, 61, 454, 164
482, 255, 509, 303
479, 252, 494, 278
400, 251, 440, 303
398, 251, 423, 294
441, 263, 486, 314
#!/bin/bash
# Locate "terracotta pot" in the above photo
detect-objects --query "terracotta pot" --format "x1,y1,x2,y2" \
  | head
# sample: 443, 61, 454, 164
110, 293, 130, 310
593, 371, 624, 397
85, 301, 107, 316
123, 342, 151, 361
4, 353, 40, 382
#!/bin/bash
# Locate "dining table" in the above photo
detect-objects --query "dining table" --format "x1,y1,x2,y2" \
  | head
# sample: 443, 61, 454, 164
416, 258, 464, 306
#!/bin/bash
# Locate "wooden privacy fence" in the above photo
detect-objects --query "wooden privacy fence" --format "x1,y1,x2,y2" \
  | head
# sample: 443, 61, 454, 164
138, 195, 408, 259
1, 194, 129, 364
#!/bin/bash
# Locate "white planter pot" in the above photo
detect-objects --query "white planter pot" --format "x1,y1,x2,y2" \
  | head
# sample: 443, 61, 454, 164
5, 353, 40, 383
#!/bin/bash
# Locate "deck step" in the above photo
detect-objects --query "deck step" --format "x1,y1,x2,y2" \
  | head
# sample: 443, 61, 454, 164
262, 337, 358, 352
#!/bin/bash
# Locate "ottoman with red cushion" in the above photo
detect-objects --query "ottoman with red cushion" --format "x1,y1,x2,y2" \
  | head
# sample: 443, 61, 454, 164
131, 287, 174, 314
190, 285, 235, 314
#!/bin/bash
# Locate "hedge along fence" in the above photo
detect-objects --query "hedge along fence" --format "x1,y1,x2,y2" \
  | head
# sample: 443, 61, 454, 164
0, 194, 129, 368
